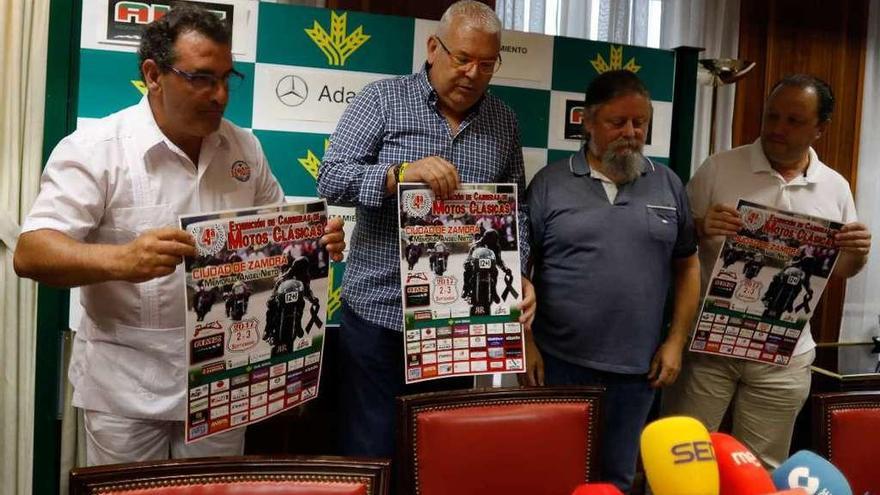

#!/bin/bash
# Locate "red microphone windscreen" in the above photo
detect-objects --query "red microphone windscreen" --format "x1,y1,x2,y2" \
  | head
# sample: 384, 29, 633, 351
710, 432, 775, 495
571, 483, 624, 495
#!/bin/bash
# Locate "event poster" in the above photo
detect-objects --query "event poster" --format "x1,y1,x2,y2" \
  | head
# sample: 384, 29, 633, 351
398, 183, 526, 384
180, 200, 329, 443
689, 200, 843, 366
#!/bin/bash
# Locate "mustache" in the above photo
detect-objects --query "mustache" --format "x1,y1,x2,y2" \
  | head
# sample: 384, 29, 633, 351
608, 137, 643, 152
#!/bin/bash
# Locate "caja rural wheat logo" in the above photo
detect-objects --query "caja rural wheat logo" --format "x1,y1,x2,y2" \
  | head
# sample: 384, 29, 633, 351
297, 138, 330, 180
591, 45, 641, 73
304, 11, 370, 67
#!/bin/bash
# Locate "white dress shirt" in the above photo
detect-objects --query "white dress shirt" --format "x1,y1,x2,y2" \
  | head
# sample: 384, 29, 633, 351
23, 97, 284, 420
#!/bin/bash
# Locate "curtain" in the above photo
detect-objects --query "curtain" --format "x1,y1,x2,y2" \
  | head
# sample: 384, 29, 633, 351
556, 0, 594, 39
498, 0, 741, 175
497, 0, 549, 33
840, 1, 880, 354
660, 0, 742, 174
599, 0, 649, 45
0, 0, 51, 494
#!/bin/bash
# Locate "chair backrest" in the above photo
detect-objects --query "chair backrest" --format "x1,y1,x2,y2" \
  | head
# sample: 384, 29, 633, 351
397, 386, 604, 495
813, 391, 880, 494
69, 455, 391, 495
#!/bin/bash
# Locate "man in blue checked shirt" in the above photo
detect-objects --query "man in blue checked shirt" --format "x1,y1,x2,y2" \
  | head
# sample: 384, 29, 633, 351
318, 0, 537, 458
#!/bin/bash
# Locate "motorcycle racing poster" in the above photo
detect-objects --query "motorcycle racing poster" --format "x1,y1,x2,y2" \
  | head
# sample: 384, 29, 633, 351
180, 200, 329, 443
689, 200, 842, 366
397, 183, 526, 384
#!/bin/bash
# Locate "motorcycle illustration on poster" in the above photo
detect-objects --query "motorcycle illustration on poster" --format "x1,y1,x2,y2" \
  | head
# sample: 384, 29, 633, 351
689, 200, 842, 366
180, 200, 329, 443
397, 183, 525, 384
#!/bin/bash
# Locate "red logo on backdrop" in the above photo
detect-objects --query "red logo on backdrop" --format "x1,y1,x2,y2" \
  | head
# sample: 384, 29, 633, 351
568, 106, 583, 125
107, 1, 233, 43
231, 161, 251, 182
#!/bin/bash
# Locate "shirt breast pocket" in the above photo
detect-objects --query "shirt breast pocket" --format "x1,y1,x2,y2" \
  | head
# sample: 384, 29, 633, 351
646, 204, 678, 243
101, 204, 175, 244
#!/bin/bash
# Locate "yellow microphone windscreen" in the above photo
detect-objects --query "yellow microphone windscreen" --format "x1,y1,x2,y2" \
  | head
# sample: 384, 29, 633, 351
640, 416, 720, 495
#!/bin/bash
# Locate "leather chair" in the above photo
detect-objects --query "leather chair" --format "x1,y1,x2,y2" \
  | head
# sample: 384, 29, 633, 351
69, 455, 391, 495
813, 390, 880, 494
397, 386, 604, 495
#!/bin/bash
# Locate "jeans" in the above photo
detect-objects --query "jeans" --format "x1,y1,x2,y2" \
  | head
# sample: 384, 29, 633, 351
542, 352, 656, 494
335, 303, 471, 458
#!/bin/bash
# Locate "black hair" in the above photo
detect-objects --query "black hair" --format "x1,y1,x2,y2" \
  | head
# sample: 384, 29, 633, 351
137, 2, 231, 80
582, 70, 651, 142
769, 74, 834, 123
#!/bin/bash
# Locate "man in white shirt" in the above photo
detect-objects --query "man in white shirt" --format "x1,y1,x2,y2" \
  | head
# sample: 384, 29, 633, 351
663, 74, 871, 468
14, 5, 344, 466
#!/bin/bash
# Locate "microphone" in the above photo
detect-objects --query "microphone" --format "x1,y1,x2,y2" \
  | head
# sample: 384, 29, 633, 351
771, 450, 852, 495
640, 416, 719, 495
571, 484, 624, 495
710, 432, 776, 495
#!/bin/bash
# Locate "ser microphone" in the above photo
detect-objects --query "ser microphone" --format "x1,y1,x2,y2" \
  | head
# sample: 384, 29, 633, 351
772, 450, 852, 495
640, 416, 719, 495
710, 432, 776, 495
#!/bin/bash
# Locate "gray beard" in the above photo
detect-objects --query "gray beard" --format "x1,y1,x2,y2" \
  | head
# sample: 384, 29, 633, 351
601, 147, 643, 184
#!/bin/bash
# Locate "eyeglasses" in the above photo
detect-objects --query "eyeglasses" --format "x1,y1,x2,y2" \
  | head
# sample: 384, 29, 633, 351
434, 37, 502, 75
164, 65, 245, 91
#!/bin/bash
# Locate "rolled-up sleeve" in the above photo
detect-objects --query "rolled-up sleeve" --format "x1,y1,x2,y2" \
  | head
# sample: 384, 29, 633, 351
318, 83, 393, 209
673, 173, 698, 258
22, 136, 106, 240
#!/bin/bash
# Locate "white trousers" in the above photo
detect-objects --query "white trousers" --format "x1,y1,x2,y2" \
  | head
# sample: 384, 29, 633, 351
83, 409, 246, 466
661, 348, 815, 469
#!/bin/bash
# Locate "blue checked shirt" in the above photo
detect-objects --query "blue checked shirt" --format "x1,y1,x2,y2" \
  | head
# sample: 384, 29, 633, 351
318, 67, 530, 331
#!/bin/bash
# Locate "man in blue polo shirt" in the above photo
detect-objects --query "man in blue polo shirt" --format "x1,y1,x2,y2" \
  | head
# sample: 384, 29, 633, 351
526, 70, 700, 492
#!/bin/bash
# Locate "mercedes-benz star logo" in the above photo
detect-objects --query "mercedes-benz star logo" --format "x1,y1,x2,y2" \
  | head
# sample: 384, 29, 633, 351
276, 75, 308, 107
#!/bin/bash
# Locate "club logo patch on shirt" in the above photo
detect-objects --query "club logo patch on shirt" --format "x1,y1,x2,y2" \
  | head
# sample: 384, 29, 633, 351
231, 160, 251, 182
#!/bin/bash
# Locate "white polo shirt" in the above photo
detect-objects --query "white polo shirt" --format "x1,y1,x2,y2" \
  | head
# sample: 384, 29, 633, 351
22, 97, 284, 420
686, 139, 857, 356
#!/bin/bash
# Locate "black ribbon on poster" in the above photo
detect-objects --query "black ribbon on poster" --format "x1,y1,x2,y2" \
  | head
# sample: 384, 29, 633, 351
501, 268, 518, 301
305, 302, 323, 334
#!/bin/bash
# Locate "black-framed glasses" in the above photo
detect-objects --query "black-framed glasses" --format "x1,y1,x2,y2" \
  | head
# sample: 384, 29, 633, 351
164, 65, 245, 91
435, 37, 502, 75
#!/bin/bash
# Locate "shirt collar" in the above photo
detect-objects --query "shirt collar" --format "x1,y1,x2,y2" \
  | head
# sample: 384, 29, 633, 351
749, 138, 822, 184
133, 95, 229, 157
418, 63, 486, 116
568, 144, 654, 178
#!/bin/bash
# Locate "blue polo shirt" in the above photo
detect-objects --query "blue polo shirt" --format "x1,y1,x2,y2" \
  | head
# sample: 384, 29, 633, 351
527, 147, 696, 374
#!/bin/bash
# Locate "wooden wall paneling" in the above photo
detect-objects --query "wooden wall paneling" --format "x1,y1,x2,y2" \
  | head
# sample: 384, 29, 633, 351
734, 0, 869, 345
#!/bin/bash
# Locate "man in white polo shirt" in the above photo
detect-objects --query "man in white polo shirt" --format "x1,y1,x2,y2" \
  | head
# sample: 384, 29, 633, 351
663, 74, 872, 468
14, 5, 344, 466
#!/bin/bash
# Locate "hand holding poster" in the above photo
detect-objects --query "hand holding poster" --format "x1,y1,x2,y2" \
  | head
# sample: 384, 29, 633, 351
398, 183, 525, 384
689, 200, 842, 365
181, 200, 329, 442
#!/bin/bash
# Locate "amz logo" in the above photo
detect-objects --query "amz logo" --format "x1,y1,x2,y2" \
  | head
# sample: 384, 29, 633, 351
113, 1, 228, 24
